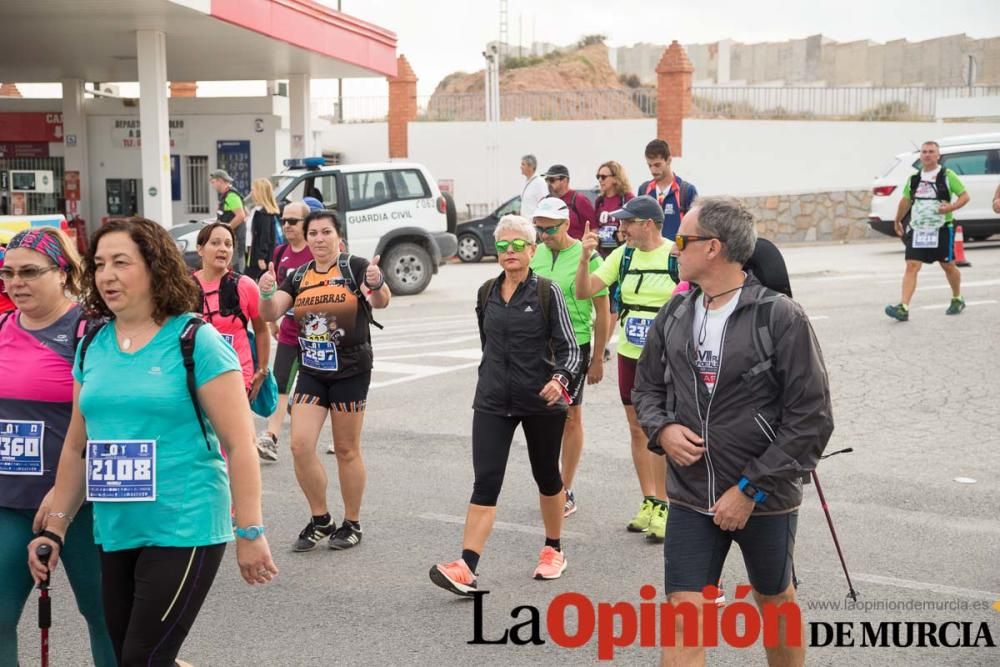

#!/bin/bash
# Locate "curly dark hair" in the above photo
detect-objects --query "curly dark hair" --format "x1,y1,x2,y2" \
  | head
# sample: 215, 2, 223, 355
82, 217, 201, 323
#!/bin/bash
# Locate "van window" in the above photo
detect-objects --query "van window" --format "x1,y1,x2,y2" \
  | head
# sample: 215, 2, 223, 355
940, 150, 991, 176
346, 171, 392, 211
389, 169, 430, 200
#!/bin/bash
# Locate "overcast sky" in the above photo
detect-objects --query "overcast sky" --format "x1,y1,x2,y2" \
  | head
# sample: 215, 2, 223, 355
16, 0, 1000, 99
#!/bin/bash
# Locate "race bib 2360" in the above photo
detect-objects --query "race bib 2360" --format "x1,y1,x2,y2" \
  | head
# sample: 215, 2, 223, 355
0, 420, 44, 476
86, 440, 156, 502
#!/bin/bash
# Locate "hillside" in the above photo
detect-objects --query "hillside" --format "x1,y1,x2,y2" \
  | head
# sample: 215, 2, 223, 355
426, 43, 648, 121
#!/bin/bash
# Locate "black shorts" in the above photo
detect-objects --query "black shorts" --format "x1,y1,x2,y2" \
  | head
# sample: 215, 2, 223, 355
664, 505, 798, 596
904, 225, 955, 264
292, 370, 371, 412
273, 341, 300, 394
568, 343, 591, 407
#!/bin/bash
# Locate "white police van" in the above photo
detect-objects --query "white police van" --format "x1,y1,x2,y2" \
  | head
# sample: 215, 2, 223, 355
271, 157, 458, 295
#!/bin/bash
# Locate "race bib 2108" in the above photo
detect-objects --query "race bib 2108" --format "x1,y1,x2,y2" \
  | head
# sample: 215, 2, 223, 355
86, 440, 156, 502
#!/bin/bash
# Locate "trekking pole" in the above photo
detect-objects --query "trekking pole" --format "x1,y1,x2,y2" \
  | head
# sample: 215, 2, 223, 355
811, 466, 859, 601
36, 543, 52, 667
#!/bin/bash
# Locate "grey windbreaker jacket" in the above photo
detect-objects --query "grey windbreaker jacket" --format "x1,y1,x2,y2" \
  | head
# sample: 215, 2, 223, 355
473, 270, 582, 416
633, 276, 833, 514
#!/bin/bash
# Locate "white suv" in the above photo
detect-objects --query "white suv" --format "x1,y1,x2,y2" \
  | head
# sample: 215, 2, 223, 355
272, 158, 458, 295
868, 133, 1000, 241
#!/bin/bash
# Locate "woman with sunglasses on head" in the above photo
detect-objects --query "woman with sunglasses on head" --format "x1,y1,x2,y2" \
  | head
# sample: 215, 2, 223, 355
257, 201, 314, 462
430, 215, 581, 597
0, 228, 115, 666
194, 222, 270, 400
26, 218, 277, 667
593, 160, 635, 361
257, 209, 389, 553
246, 178, 283, 281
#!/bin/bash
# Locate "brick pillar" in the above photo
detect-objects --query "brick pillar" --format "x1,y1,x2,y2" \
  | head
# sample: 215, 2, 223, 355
169, 81, 198, 97
655, 41, 694, 157
387, 55, 417, 159
0, 82, 23, 97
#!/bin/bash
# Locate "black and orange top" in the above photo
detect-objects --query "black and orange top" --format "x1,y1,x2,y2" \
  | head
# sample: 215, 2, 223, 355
280, 255, 373, 380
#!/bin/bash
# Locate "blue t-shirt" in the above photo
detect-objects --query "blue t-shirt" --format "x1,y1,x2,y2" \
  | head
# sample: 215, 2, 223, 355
72, 315, 240, 551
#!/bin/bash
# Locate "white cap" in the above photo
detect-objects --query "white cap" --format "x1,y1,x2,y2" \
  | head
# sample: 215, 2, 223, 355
533, 196, 570, 221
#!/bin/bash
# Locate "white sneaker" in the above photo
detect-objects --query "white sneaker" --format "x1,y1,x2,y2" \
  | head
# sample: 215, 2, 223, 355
256, 432, 278, 462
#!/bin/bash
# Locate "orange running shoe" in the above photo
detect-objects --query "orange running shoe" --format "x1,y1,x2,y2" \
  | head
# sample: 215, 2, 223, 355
429, 559, 478, 597
533, 546, 567, 580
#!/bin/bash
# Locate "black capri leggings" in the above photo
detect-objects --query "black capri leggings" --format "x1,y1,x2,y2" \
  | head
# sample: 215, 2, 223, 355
100, 543, 226, 666
471, 411, 567, 506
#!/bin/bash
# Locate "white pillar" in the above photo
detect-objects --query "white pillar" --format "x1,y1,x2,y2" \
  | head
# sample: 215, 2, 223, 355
136, 30, 171, 227
61, 78, 90, 223
717, 39, 732, 84
289, 74, 311, 158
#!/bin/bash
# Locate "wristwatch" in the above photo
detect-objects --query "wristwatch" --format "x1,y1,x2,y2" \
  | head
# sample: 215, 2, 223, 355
235, 525, 266, 540
737, 477, 767, 504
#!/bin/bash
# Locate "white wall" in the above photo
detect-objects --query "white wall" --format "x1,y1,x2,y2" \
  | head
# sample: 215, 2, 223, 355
316, 118, 1000, 213
85, 98, 283, 224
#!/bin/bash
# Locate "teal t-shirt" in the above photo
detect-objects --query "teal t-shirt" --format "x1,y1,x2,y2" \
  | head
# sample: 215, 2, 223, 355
73, 315, 240, 551
530, 241, 607, 345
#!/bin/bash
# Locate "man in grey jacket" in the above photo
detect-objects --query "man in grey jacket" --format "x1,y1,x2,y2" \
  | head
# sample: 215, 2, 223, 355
633, 197, 833, 666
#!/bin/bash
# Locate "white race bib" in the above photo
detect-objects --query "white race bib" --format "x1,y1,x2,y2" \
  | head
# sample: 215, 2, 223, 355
86, 440, 156, 502
0, 420, 44, 476
912, 228, 939, 249
299, 337, 339, 372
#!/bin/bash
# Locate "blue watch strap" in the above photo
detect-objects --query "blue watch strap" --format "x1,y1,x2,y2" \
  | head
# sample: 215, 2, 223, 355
738, 477, 767, 504
235, 525, 265, 540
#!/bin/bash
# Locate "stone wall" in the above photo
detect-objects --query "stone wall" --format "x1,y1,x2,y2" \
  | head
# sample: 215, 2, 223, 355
741, 189, 876, 243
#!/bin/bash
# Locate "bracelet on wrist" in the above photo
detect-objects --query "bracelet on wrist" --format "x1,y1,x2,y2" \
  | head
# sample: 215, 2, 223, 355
36, 529, 65, 548
365, 277, 385, 291
47, 511, 73, 524
261, 286, 277, 299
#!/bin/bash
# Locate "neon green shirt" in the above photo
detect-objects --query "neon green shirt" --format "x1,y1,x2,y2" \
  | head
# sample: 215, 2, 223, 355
902, 167, 966, 224
592, 241, 676, 359
530, 241, 606, 345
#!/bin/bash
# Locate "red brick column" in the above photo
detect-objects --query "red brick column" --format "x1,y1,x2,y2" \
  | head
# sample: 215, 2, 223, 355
170, 81, 198, 97
655, 41, 694, 157
387, 56, 417, 159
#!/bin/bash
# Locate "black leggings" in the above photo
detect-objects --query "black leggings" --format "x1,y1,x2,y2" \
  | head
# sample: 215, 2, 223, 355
100, 543, 226, 666
471, 411, 566, 506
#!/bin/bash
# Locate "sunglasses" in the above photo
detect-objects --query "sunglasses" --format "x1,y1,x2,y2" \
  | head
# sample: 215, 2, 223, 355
281, 217, 303, 225
0, 266, 59, 282
595, 173, 612, 180
545, 176, 566, 184
535, 221, 564, 236
495, 239, 530, 253
674, 235, 719, 251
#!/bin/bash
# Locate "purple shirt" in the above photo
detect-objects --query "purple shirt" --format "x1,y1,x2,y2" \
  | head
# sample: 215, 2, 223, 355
272, 243, 314, 346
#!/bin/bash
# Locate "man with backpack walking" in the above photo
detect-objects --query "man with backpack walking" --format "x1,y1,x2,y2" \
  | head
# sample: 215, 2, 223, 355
885, 140, 969, 321
544, 164, 597, 240
210, 169, 248, 272
575, 196, 675, 542
633, 196, 833, 666
637, 139, 698, 241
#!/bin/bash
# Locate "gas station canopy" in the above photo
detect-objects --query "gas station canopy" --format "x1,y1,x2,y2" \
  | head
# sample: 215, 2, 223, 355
0, 0, 398, 82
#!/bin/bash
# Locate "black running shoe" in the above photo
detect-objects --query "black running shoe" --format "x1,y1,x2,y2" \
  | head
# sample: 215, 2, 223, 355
293, 517, 335, 552
329, 521, 363, 550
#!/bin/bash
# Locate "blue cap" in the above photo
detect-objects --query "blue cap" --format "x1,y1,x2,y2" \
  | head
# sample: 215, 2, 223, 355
610, 195, 664, 224
303, 196, 324, 211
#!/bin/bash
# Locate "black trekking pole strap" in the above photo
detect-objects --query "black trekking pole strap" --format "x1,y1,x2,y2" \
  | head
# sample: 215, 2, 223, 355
811, 470, 859, 601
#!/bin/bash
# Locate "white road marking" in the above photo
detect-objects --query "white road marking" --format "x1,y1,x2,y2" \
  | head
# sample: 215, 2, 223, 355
849, 573, 999, 601
809, 315, 831, 321
373, 361, 451, 376
917, 299, 997, 310
417, 512, 586, 539
378, 349, 482, 362
370, 361, 480, 389
376, 334, 481, 351
876, 278, 1000, 289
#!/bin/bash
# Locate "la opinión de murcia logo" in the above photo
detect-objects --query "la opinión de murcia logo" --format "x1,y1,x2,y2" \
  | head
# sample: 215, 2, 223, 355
467, 586, 998, 660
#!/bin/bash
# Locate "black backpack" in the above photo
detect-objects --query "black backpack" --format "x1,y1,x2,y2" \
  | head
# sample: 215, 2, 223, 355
288, 254, 383, 331
908, 168, 951, 202
196, 270, 247, 328
78, 317, 213, 450
611, 246, 673, 322
475, 274, 553, 348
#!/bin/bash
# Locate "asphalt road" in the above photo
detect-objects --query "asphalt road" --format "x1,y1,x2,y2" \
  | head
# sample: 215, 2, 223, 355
17, 237, 1000, 666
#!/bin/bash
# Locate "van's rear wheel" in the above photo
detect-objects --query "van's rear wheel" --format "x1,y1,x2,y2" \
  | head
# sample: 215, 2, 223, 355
383, 242, 433, 296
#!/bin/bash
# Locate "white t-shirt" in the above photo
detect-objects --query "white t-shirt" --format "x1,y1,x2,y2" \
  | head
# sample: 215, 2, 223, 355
520, 174, 548, 219
914, 167, 941, 199
692, 288, 742, 393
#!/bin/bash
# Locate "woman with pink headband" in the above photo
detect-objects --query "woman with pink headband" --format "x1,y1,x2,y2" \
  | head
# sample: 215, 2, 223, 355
0, 227, 116, 665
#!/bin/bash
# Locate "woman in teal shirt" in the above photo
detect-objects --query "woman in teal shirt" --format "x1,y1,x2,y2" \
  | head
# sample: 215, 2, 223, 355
28, 218, 277, 666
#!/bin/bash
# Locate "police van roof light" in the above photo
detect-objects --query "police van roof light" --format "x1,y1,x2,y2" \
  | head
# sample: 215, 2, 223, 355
282, 156, 326, 170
